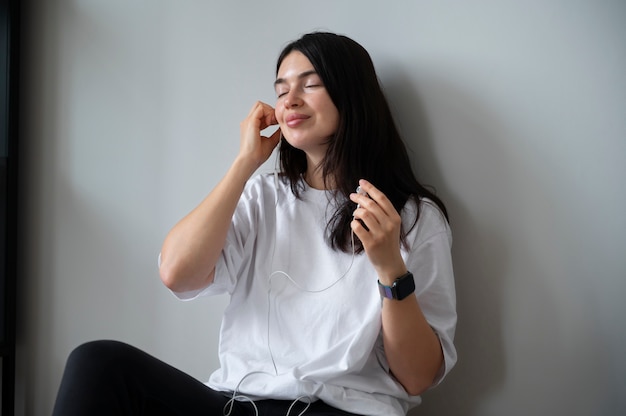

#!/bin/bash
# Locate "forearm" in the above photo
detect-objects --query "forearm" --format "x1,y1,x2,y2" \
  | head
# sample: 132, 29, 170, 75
159, 157, 257, 293
381, 293, 444, 396
374, 262, 443, 396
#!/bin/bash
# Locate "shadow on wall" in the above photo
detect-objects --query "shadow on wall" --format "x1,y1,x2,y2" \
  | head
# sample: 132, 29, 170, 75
382, 67, 507, 415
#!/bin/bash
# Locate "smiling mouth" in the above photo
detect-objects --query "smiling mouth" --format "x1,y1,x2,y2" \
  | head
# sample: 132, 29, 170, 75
285, 113, 310, 127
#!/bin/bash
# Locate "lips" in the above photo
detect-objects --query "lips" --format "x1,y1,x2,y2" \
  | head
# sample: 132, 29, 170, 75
285, 113, 310, 127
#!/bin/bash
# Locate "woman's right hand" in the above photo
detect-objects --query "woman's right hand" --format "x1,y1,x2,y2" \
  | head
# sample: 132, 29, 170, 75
238, 101, 281, 170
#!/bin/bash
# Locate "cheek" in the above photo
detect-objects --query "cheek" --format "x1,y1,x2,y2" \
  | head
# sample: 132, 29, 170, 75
325, 105, 340, 131
320, 97, 339, 120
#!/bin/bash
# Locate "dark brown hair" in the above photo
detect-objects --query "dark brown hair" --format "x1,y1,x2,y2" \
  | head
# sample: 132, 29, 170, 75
277, 32, 448, 252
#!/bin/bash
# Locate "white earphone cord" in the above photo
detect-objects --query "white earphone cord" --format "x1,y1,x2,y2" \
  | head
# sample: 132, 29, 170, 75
223, 171, 357, 416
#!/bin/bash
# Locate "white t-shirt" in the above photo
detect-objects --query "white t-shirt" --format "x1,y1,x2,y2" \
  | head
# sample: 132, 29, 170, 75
175, 173, 457, 416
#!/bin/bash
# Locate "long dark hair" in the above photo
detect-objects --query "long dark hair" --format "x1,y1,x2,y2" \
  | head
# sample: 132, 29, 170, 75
276, 32, 448, 253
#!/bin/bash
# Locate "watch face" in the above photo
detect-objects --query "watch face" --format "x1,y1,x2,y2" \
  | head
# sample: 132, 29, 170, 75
395, 273, 416, 300
378, 272, 415, 300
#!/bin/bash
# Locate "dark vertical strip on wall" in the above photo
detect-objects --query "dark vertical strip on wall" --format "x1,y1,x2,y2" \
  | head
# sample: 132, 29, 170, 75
0, 0, 19, 413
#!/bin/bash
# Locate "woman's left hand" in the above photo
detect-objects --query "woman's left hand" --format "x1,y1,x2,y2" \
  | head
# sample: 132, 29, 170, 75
350, 179, 407, 283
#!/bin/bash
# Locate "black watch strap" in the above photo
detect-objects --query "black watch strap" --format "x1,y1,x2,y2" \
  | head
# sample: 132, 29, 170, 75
378, 271, 415, 300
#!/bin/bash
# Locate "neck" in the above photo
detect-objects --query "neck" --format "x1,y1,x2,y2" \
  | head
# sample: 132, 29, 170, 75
304, 168, 326, 190
304, 158, 335, 190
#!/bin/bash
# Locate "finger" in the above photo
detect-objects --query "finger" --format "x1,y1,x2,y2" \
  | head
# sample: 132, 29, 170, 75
247, 101, 268, 117
350, 191, 384, 225
350, 218, 370, 241
246, 102, 276, 128
353, 205, 380, 233
265, 105, 278, 126
260, 111, 278, 131
356, 179, 395, 216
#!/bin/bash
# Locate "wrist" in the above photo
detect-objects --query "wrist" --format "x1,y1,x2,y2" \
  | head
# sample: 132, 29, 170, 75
231, 155, 260, 180
376, 260, 408, 286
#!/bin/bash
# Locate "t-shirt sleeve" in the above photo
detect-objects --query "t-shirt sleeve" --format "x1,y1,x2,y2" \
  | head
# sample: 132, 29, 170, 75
405, 200, 458, 387
168, 177, 264, 300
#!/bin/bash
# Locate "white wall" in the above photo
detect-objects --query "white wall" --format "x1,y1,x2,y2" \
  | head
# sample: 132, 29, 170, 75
17, 1, 626, 415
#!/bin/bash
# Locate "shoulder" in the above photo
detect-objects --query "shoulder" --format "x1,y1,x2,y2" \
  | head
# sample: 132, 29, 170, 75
419, 198, 450, 229
240, 172, 297, 206
244, 171, 276, 190
403, 197, 452, 248
243, 172, 281, 197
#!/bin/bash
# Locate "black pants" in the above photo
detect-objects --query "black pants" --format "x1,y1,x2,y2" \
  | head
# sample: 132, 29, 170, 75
52, 340, 359, 416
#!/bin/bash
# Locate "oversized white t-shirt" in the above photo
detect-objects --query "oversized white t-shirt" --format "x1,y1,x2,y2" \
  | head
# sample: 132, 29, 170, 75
175, 173, 457, 415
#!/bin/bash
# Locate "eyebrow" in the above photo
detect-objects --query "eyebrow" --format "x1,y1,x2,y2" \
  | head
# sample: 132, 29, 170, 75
274, 70, 318, 87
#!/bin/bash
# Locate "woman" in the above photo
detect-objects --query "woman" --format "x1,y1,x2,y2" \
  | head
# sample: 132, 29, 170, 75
53, 32, 456, 416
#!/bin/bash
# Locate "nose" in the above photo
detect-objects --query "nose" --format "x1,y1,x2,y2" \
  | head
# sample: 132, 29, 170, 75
283, 90, 303, 108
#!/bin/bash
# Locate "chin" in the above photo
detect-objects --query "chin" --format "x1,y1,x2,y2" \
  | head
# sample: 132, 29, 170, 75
282, 131, 331, 152
281, 133, 311, 150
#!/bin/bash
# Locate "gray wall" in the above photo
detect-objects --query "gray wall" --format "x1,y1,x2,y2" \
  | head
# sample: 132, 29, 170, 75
17, 1, 626, 415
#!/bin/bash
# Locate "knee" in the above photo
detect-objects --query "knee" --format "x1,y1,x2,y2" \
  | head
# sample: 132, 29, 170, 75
65, 340, 134, 376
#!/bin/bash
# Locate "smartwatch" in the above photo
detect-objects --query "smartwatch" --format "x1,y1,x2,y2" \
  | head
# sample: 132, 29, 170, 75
378, 272, 415, 300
